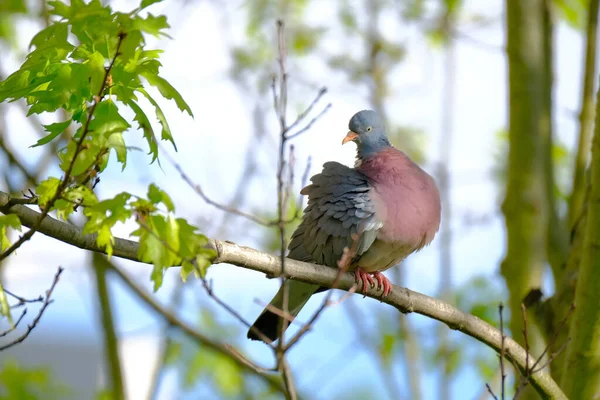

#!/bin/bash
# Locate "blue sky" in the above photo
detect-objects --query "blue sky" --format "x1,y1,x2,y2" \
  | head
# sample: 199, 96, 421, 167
0, 0, 587, 399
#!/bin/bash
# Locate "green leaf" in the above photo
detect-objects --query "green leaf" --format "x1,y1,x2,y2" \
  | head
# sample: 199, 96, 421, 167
36, 177, 62, 209
106, 132, 127, 169
83, 192, 132, 257
140, 0, 163, 9
164, 341, 181, 365
0, 214, 21, 252
138, 87, 177, 150
87, 51, 106, 96
147, 183, 174, 211
32, 119, 72, 148
132, 14, 170, 37
180, 260, 195, 283
0, 281, 13, 326
89, 100, 131, 137
132, 214, 180, 291
141, 73, 193, 117
126, 99, 158, 162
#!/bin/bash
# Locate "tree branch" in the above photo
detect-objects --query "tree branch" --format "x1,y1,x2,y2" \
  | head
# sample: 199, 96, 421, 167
92, 253, 125, 400
0, 189, 566, 399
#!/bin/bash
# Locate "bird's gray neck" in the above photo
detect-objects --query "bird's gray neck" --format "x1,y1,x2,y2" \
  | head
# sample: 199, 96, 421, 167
356, 138, 392, 163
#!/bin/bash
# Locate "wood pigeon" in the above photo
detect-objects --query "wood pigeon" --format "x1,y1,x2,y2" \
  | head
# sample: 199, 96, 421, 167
248, 110, 441, 343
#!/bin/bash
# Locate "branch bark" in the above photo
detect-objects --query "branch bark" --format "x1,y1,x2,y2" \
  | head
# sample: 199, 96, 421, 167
0, 190, 566, 399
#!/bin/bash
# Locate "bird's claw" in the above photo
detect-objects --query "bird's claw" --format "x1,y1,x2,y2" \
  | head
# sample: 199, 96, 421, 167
354, 269, 391, 298
373, 272, 392, 298
354, 268, 375, 295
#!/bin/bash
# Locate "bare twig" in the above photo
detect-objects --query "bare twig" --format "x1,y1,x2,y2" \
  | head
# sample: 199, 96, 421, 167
514, 303, 575, 398
3, 288, 43, 305
0, 267, 63, 351
485, 383, 499, 400
285, 103, 332, 140
0, 309, 27, 337
0, 33, 125, 262
284, 87, 327, 136
159, 146, 272, 227
272, 20, 295, 400
499, 304, 506, 400
284, 237, 358, 351
280, 358, 297, 400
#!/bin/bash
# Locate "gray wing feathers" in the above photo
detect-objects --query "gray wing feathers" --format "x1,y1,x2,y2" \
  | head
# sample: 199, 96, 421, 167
248, 161, 382, 343
289, 162, 382, 268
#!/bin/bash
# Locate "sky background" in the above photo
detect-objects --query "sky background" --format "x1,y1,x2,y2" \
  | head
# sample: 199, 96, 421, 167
0, 0, 588, 399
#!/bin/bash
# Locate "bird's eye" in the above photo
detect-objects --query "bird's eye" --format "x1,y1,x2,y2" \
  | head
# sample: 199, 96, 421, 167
366, 126, 372, 132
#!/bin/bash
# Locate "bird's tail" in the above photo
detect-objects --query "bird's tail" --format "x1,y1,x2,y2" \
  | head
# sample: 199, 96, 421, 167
247, 280, 320, 343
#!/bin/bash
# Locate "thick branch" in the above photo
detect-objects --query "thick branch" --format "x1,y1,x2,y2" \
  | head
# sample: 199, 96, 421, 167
0, 190, 566, 399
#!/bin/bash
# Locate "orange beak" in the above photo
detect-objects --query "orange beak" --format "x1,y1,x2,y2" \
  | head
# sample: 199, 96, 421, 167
342, 131, 358, 145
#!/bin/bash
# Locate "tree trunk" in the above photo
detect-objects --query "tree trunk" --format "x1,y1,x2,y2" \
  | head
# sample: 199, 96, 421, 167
501, 0, 549, 397
561, 68, 600, 400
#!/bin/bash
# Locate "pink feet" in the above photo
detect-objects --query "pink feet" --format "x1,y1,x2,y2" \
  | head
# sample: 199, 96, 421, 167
354, 268, 392, 297
354, 268, 375, 294
373, 272, 392, 297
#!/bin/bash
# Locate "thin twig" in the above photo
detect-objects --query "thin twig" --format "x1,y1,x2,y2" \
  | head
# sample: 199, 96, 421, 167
285, 103, 332, 140
158, 145, 271, 227
3, 288, 43, 305
0, 309, 27, 337
485, 383, 499, 400
0, 267, 63, 351
284, 236, 358, 351
499, 303, 506, 400
514, 303, 575, 399
280, 358, 297, 400
274, 20, 292, 394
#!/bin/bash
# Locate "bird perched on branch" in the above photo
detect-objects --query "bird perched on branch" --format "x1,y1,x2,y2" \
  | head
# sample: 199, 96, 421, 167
248, 110, 441, 343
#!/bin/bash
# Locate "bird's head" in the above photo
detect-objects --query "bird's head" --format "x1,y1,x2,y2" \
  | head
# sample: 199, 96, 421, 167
343, 110, 391, 159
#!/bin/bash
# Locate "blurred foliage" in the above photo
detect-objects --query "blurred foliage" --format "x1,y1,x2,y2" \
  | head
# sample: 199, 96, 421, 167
554, 0, 590, 28
0, 0, 27, 48
166, 308, 281, 399
0, 360, 70, 400
492, 128, 572, 215
260, 195, 303, 252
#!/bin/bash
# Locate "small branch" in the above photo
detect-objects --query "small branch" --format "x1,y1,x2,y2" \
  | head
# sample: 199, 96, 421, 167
284, 87, 327, 136
0, 267, 63, 351
280, 358, 297, 400
159, 146, 272, 227
285, 103, 332, 140
3, 288, 43, 305
499, 304, 506, 400
485, 383, 499, 400
0, 309, 27, 337
93, 253, 125, 400
283, 237, 358, 351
